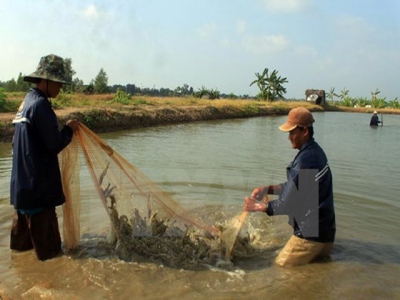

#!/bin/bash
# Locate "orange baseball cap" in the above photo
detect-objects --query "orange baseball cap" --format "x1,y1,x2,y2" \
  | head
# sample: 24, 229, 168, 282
279, 107, 314, 132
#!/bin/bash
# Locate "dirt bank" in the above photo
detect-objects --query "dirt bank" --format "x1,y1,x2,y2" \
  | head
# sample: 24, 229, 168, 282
0, 103, 329, 142
58, 105, 309, 130
8, 101, 382, 142
3, 103, 399, 143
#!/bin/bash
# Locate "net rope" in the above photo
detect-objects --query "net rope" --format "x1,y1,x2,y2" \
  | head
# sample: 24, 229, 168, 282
59, 123, 254, 268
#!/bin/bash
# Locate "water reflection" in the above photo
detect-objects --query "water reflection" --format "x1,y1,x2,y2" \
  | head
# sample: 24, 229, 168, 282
0, 112, 400, 299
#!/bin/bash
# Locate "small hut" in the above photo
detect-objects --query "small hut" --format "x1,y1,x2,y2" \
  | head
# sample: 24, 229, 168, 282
305, 89, 326, 105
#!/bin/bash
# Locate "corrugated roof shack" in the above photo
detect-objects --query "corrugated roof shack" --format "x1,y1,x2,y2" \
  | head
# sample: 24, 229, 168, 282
305, 89, 326, 105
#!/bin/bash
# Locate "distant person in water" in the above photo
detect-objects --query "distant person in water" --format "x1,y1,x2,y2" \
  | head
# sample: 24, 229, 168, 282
370, 111, 381, 126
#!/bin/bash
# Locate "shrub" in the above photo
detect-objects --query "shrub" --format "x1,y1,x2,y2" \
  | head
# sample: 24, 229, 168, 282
371, 98, 387, 109
53, 90, 72, 108
0, 88, 20, 112
389, 99, 399, 109
0, 88, 6, 111
341, 97, 355, 107
355, 97, 369, 107
113, 88, 131, 105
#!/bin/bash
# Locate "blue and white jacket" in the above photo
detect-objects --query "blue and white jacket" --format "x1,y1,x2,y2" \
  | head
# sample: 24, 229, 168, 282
266, 138, 336, 243
10, 88, 73, 210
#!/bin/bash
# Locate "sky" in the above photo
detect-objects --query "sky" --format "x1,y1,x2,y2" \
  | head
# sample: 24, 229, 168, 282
1, 0, 399, 99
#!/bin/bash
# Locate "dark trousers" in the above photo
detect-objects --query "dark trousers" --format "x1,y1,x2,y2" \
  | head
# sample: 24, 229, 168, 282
10, 207, 62, 261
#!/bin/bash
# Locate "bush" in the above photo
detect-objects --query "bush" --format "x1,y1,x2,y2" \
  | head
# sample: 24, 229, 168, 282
53, 90, 72, 108
0, 88, 6, 111
341, 96, 355, 107
355, 97, 369, 107
389, 99, 399, 109
371, 98, 387, 109
113, 88, 131, 105
0, 88, 19, 112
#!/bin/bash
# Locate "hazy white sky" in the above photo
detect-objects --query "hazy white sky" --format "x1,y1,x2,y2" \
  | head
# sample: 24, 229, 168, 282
1, 0, 399, 99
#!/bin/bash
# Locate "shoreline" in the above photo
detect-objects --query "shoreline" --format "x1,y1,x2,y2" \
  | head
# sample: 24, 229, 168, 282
1, 102, 397, 142
0, 103, 322, 142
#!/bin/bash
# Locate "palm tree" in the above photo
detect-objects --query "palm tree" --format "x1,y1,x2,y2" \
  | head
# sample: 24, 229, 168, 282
327, 87, 338, 103
371, 88, 380, 101
339, 88, 349, 101
193, 86, 208, 98
267, 69, 288, 100
250, 68, 288, 101
208, 88, 220, 100
249, 68, 269, 92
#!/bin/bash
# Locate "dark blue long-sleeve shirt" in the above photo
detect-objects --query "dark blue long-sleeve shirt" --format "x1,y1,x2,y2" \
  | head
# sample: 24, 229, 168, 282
10, 88, 73, 210
266, 139, 336, 243
370, 115, 381, 126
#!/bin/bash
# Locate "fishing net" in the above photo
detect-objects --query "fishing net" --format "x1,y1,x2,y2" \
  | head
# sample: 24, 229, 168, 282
59, 123, 255, 269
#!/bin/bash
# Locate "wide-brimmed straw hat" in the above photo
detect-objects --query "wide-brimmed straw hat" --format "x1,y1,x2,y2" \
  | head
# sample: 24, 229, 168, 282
279, 107, 315, 132
24, 54, 72, 84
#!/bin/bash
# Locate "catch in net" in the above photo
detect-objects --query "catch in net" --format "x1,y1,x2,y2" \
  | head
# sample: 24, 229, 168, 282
60, 123, 256, 269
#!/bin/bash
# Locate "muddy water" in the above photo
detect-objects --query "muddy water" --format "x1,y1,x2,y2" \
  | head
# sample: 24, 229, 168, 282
0, 111, 400, 299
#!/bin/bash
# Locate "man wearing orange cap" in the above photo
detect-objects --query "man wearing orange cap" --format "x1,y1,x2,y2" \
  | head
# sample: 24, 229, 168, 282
10, 54, 79, 261
244, 107, 336, 267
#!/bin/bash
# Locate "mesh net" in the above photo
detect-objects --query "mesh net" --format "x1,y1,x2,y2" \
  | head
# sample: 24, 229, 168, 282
59, 123, 254, 269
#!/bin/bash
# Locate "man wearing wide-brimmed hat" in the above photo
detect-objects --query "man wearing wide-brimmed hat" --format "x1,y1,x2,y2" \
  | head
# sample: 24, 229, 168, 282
244, 107, 336, 267
10, 54, 79, 261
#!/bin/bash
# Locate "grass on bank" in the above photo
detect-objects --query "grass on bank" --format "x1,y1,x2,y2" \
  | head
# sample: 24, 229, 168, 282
1, 91, 322, 113
3, 91, 400, 117
1, 92, 399, 141
0, 92, 326, 140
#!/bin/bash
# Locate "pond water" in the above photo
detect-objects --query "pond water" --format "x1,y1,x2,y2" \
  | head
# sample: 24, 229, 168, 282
0, 111, 399, 299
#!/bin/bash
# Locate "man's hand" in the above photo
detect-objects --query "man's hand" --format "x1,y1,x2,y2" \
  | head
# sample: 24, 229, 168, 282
251, 185, 282, 199
251, 186, 268, 200
243, 196, 267, 212
66, 119, 79, 133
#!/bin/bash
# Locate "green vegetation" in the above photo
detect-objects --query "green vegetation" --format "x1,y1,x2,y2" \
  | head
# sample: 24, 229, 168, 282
0, 88, 19, 112
0, 88, 6, 111
339, 87, 349, 101
132, 98, 152, 106
112, 88, 131, 105
250, 68, 288, 101
193, 86, 220, 100
0, 90, 398, 143
389, 99, 400, 108
93, 68, 109, 94
0, 73, 30, 93
327, 87, 338, 103
326, 87, 399, 109
53, 90, 73, 108
0, 58, 399, 111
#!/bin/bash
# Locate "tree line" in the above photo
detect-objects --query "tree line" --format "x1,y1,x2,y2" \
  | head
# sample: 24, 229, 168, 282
0, 58, 253, 100
326, 87, 399, 109
2, 59, 399, 109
